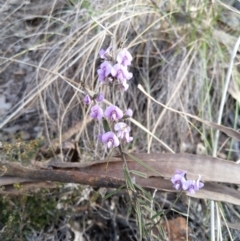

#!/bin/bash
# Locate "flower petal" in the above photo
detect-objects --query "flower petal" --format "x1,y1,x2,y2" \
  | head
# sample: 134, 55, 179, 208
83, 95, 91, 105
105, 105, 123, 121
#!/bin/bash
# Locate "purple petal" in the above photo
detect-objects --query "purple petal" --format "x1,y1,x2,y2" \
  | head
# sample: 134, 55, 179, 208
96, 93, 104, 102
123, 132, 133, 143
121, 66, 132, 80
99, 49, 106, 59
182, 180, 192, 191
101, 61, 112, 75
188, 187, 196, 194
111, 64, 132, 81
90, 105, 103, 120
114, 122, 131, 140
101, 131, 120, 148
105, 105, 123, 121
174, 183, 181, 190
114, 122, 127, 131
97, 69, 105, 82
171, 173, 187, 190
111, 64, 123, 79
99, 46, 112, 59
98, 61, 112, 82
125, 108, 133, 117
196, 175, 204, 190
117, 48, 133, 66
183, 180, 201, 194
83, 95, 91, 105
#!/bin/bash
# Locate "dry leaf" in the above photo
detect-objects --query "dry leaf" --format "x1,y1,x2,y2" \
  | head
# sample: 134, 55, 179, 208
162, 217, 192, 241
2, 152, 240, 204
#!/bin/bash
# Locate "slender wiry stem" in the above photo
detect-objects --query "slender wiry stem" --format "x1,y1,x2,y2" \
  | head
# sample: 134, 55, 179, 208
212, 34, 240, 241
153, 190, 183, 228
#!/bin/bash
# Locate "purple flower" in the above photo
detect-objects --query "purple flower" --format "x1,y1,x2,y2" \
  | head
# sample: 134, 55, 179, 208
183, 175, 204, 194
83, 95, 91, 105
114, 122, 130, 138
117, 48, 133, 66
171, 170, 187, 190
99, 50, 105, 58
90, 104, 103, 120
99, 46, 112, 59
114, 122, 133, 143
101, 131, 120, 148
96, 93, 104, 102
171, 171, 204, 194
125, 108, 133, 117
97, 61, 112, 82
105, 105, 123, 121
111, 64, 133, 81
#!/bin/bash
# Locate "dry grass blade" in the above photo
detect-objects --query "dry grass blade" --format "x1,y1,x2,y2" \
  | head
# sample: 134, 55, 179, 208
138, 84, 240, 140
192, 183, 240, 206
130, 118, 175, 153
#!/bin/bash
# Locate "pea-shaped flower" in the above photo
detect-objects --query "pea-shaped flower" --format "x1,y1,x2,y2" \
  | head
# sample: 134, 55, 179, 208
97, 61, 112, 82
101, 131, 120, 148
114, 122, 130, 139
183, 175, 204, 194
117, 48, 133, 66
171, 170, 187, 190
105, 105, 123, 121
90, 104, 103, 120
114, 122, 133, 143
111, 64, 133, 81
